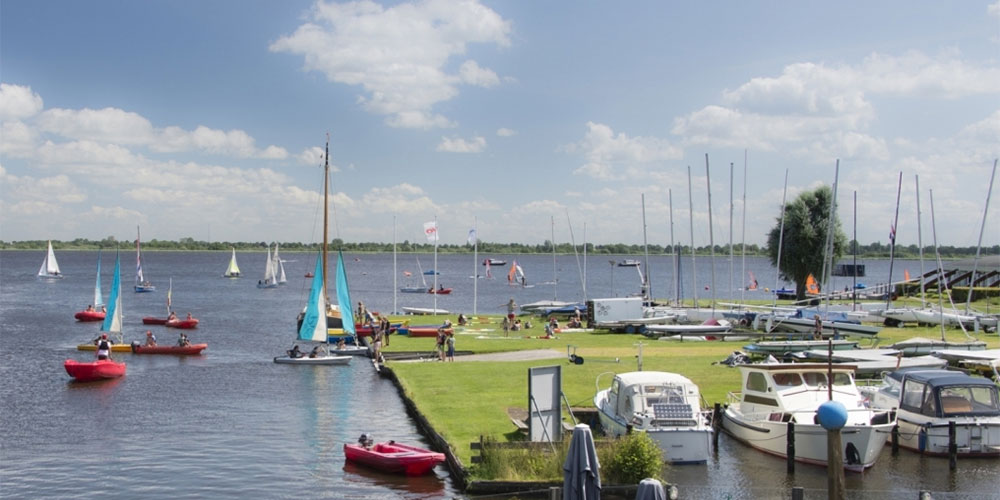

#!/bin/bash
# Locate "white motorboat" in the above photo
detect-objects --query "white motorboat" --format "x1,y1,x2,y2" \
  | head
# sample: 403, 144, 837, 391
594, 371, 712, 464
721, 363, 895, 472
861, 369, 1000, 457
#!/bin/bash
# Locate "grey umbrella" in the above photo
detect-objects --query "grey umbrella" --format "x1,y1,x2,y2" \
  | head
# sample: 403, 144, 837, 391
563, 423, 601, 500
634, 478, 666, 500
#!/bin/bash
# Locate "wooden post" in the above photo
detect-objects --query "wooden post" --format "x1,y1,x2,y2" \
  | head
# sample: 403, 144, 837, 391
786, 421, 795, 474
713, 403, 721, 448
948, 420, 957, 470
549, 486, 561, 500
791, 486, 804, 500
891, 424, 899, 454
827, 429, 845, 499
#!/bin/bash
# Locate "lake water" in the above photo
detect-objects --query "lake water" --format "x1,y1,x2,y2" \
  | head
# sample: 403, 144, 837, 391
1, 249, 995, 499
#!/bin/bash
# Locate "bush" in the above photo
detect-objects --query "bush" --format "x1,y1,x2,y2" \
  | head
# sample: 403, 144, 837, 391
601, 432, 664, 484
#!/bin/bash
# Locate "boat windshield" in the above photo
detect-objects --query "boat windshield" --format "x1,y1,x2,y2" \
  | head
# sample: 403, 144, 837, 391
800, 372, 853, 388
939, 386, 1000, 416
773, 373, 802, 389
643, 384, 687, 407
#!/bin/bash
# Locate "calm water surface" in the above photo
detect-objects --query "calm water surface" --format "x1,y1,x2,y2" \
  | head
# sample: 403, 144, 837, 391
2, 250, 996, 499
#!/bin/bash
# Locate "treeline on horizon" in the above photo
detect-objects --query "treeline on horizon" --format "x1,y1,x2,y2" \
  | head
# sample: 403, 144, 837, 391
3, 237, 997, 260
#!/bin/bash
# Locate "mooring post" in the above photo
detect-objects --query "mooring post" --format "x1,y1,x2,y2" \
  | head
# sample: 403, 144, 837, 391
892, 423, 899, 454
948, 420, 957, 470
549, 486, 561, 500
786, 421, 795, 474
827, 429, 845, 499
791, 486, 804, 500
712, 403, 721, 448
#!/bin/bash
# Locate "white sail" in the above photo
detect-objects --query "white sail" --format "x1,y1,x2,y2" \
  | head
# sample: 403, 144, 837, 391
263, 245, 275, 285
224, 247, 241, 277
93, 250, 103, 307
274, 243, 287, 284
38, 241, 63, 278
102, 251, 124, 340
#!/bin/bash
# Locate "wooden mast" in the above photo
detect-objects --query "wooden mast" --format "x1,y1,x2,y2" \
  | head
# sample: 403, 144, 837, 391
323, 135, 330, 301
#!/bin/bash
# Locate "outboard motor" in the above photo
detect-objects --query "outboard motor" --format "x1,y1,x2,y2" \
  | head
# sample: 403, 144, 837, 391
358, 433, 374, 448
845, 442, 861, 465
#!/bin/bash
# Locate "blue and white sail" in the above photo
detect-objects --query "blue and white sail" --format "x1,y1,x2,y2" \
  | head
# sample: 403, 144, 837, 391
298, 252, 328, 342
336, 250, 356, 337
101, 250, 124, 340
93, 250, 104, 308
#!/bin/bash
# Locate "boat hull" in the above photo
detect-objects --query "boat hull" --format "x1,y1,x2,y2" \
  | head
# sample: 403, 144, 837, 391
273, 355, 351, 365
166, 318, 199, 329
134, 285, 156, 293
428, 288, 452, 295
142, 317, 169, 325
721, 409, 892, 472
343, 442, 445, 475
400, 326, 452, 337
64, 359, 126, 381
77, 343, 133, 352
131, 343, 207, 355
401, 307, 449, 315
891, 416, 1000, 457
75, 311, 106, 322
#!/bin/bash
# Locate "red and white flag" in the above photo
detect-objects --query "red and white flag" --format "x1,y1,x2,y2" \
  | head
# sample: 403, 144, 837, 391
423, 221, 439, 242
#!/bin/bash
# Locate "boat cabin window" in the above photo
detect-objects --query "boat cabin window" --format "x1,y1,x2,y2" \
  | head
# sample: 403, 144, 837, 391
832, 373, 852, 386
920, 388, 938, 416
901, 381, 927, 412
772, 373, 802, 389
645, 384, 686, 406
746, 372, 768, 392
939, 386, 1000, 416
802, 373, 826, 387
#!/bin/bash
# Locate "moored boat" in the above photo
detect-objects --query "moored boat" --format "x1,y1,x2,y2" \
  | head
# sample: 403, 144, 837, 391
594, 371, 713, 464
343, 435, 445, 476
64, 359, 126, 381
861, 369, 1000, 457
721, 363, 895, 472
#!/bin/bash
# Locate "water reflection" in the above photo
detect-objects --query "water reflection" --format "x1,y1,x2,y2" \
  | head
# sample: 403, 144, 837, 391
342, 461, 446, 499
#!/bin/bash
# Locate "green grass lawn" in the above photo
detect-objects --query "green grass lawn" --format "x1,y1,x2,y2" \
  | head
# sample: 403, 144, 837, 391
381, 305, 999, 479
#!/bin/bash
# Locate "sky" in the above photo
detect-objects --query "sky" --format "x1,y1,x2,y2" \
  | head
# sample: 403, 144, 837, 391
1, 0, 999, 248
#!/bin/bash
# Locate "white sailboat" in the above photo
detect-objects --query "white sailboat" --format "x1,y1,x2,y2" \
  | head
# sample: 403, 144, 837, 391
37, 240, 64, 279
134, 226, 155, 292
258, 245, 278, 288
273, 243, 287, 285
223, 247, 241, 278
274, 251, 351, 365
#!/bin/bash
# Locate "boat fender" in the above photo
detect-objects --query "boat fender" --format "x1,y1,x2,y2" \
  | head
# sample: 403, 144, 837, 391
130, 341, 140, 353
845, 442, 861, 465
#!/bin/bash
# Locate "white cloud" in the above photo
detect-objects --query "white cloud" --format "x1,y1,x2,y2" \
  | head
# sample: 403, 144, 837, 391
436, 135, 486, 153
270, 0, 511, 129
359, 183, 437, 213
565, 122, 682, 180
0, 120, 38, 158
0, 84, 44, 120
989, 1, 1000, 18
496, 127, 516, 137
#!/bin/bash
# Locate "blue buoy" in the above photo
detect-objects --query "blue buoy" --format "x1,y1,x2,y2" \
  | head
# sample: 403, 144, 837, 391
817, 400, 848, 430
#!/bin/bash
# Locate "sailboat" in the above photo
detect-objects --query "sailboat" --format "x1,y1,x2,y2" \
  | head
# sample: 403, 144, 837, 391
142, 278, 200, 329
275, 252, 351, 365
508, 260, 528, 287
76, 250, 134, 353
75, 251, 106, 322
401, 256, 429, 293
257, 245, 278, 288
223, 247, 241, 278
64, 253, 127, 379
134, 226, 155, 292
273, 243, 288, 285
37, 240, 64, 279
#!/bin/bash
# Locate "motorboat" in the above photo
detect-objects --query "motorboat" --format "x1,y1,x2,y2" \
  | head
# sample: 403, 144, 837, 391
721, 363, 895, 472
861, 369, 1000, 457
618, 259, 641, 267
64, 359, 126, 382
343, 435, 445, 475
483, 258, 507, 266
594, 371, 712, 464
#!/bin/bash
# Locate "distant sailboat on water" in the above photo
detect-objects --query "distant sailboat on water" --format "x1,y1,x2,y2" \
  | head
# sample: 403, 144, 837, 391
223, 247, 241, 278
37, 240, 64, 279
273, 243, 287, 285
258, 244, 278, 288
134, 226, 155, 292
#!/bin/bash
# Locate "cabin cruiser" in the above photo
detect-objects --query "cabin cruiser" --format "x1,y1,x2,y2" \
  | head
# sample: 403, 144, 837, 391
861, 369, 1000, 457
722, 363, 895, 472
595, 371, 712, 464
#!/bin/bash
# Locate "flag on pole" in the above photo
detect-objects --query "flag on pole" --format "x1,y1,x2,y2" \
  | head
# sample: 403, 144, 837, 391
423, 221, 439, 242
467, 228, 477, 245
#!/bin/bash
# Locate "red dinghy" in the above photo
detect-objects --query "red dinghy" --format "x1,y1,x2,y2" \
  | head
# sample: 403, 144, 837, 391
166, 318, 199, 329
75, 310, 106, 322
344, 438, 445, 476
131, 342, 207, 355
142, 317, 169, 325
428, 288, 452, 295
64, 359, 126, 382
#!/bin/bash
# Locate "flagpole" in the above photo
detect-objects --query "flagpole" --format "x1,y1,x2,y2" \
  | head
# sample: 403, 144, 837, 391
473, 217, 478, 316
393, 215, 398, 315
433, 215, 438, 314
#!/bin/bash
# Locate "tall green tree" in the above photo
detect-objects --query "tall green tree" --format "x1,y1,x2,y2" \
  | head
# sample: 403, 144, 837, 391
766, 186, 847, 300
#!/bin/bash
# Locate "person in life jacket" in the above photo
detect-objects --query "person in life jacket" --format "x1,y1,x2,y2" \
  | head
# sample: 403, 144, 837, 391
96, 333, 112, 360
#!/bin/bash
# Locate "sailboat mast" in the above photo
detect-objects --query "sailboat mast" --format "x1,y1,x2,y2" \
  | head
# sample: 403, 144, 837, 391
687, 166, 698, 308
705, 155, 716, 311
853, 191, 858, 310
729, 162, 734, 303
915, 175, 926, 307
964, 160, 997, 315
928, 189, 947, 341
393, 215, 398, 314
822, 161, 840, 310
641, 193, 650, 302
772, 169, 789, 308
473, 216, 478, 315
551, 215, 557, 301
433, 215, 438, 313
886, 171, 903, 310
669, 189, 678, 305
323, 137, 330, 300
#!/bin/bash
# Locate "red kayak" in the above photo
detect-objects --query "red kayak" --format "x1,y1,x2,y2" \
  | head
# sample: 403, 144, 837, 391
74, 310, 106, 322
343, 441, 445, 476
142, 317, 168, 325
166, 318, 199, 329
131, 343, 207, 355
403, 326, 452, 337
428, 288, 452, 295
64, 359, 126, 382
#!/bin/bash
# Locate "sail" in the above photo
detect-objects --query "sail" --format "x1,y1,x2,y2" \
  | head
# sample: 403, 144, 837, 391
298, 252, 328, 342
274, 244, 287, 284
38, 241, 62, 277
225, 247, 240, 277
135, 233, 144, 284
336, 251, 356, 336
101, 251, 123, 336
263, 245, 275, 284
806, 273, 819, 294
508, 260, 516, 284
167, 278, 173, 313
94, 250, 104, 307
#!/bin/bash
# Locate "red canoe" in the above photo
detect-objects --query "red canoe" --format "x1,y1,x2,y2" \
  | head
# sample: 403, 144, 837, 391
404, 326, 453, 337
64, 359, 126, 382
428, 288, 452, 295
131, 343, 207, 355
166, 318, 199, 329
343, 441, 445, 476
74, 310, 106, 322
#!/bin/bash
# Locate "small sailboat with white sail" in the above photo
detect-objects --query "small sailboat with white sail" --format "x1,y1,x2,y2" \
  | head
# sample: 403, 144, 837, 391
134, 226, 155, 292
223, 247, 241, 278
64, 249, 127, 381
273, 243, 287, 285
75, 250, 106, 322
400, 256, 428, 293
76, 249, 134, 353
37, 240, 64, 279
275, 251, 351, 365
257, 245, 279, 288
